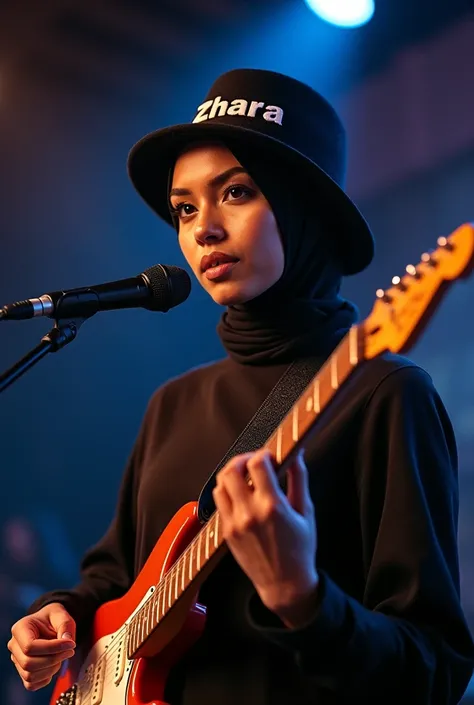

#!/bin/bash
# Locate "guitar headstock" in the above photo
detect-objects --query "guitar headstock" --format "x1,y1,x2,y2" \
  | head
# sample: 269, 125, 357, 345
364, 222, 474, 359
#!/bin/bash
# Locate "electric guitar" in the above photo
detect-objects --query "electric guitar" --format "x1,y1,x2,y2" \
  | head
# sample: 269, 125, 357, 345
51, 223, 474, 705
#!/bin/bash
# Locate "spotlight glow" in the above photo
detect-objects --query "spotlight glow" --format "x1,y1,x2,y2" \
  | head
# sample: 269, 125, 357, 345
304, 0, 374, 27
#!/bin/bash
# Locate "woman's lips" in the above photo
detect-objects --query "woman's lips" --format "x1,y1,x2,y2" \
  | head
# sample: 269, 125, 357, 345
204, 261, 239, 281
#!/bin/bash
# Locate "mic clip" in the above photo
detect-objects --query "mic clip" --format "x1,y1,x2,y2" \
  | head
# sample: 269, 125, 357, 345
53, 290, 101, 321
1, 314, 89, 394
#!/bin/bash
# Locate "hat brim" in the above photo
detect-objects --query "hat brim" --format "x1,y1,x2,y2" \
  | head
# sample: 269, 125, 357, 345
127, 122, 374, 276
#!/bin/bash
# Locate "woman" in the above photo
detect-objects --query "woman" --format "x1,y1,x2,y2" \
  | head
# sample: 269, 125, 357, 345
7, 68, 474, 704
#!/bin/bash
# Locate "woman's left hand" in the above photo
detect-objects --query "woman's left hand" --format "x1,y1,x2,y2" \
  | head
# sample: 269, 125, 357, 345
212, 448, 319, 627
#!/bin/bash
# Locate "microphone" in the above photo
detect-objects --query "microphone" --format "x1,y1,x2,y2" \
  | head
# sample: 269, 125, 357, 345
0, 264, 191, 321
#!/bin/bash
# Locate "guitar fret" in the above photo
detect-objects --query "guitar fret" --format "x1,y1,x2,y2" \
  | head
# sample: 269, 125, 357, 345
135, 612, 140, 651
130, 617, 138, 655
138, 608, 145, 647
143, 602, 149, 642
128, 618, 134, 654
330, 354, 338, 390
292, 406, 299, 442
134, 613, 139, 651
167, 574, 173, 608
141, 603, 148, 645
161, 576, 167, 617
135, 613, 141, 652
154, 594, 159, 629
205, 525, 210, 560
154, 593, 159, 626
276, 425, 283, 463
145, 600, 151, 640
125, 624, 130, 660
150, 596, 155, 628
161, 579, 166, 615
197, 531, 202, 571
349, 326, 359, 365
138, 606, 144, 647
137, 613, 142, 651
181, 554, 186, 591
189, 539, 195, 581
313, 379, 320, 413
127, 619, 133, 654
156, 585, 161, 623
144, 598, 149, 631
214, 514, 220, 547
135, 614, 141, 653
150, 594, 157, 630
156, 590, 161, 623
174, 567, 179, 600
209, 527, 215, 553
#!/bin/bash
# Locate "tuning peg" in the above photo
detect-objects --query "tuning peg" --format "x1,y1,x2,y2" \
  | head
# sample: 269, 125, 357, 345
437, 236, 454, 250
406, 264, 421, 279
392, 275, 408, 291
376, 288, 393, 303
421, 251, 438, 266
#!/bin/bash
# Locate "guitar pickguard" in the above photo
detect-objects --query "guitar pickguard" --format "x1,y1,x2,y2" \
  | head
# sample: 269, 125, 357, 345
55, 587, 156, 705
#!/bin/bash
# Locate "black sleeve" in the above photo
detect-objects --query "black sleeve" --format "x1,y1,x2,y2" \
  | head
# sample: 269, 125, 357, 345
245, 365, 474, 704
27, 409, 149, 643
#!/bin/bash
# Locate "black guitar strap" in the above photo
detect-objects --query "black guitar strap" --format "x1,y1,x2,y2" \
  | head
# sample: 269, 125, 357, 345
197, 355, 324, 522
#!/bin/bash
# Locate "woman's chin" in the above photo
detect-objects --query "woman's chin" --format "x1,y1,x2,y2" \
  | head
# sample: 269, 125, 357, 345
208, 283, 257, 307
212, 293, 250, 307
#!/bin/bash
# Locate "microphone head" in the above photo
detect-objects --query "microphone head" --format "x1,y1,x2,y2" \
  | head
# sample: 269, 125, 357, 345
143, 264, 191, 311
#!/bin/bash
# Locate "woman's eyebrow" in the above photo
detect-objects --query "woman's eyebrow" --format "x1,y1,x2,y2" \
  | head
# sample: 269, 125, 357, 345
169, 166, 248, 198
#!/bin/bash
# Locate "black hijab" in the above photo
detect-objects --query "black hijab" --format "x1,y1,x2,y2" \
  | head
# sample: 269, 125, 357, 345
169, 143, 359, 365
215, 144, 359, 365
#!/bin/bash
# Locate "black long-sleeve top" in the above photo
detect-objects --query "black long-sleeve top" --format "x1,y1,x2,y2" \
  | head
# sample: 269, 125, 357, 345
29, 352, 474, 704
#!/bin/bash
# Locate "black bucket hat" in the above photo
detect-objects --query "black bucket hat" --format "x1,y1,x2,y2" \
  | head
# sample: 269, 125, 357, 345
127, 68, 374, 275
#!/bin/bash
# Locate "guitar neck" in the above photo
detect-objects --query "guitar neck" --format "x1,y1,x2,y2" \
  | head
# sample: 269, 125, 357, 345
126, 323, 366, 658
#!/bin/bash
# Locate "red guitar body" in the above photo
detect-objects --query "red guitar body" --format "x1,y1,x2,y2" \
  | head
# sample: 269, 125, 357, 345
50, 502, 206, 705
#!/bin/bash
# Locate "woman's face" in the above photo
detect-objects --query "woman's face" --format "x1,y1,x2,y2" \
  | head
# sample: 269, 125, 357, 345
170, 143, 284, 306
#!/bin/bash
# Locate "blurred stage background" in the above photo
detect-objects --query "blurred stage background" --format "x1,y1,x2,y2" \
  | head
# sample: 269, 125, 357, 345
0, 0, 473, 702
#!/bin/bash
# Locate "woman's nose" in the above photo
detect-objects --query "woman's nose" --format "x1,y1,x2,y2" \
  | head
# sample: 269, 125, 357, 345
194, 224, 225, 245
194, 219, 226, 245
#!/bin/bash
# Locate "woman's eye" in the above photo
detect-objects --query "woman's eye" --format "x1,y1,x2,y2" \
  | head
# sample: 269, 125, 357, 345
174, 203, 195, 218
172, 185, 252, 218
226, 185, 251, 201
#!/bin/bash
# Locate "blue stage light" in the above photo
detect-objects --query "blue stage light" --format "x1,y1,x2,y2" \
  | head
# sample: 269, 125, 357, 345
304, 0, 374, 27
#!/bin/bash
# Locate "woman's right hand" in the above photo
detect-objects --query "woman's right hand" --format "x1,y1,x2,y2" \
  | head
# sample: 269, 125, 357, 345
8, 602, 77, 692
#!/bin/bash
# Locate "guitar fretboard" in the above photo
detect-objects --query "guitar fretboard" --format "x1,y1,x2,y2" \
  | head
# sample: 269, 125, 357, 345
126, 324, 365, 658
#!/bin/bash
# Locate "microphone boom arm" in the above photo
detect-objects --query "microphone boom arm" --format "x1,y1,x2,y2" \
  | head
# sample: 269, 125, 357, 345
0, 315, 87, 394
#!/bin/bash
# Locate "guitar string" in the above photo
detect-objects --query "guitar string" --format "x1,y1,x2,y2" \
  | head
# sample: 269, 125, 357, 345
74, 398, 315, 702
77, 532, 207, 705
62, 352, 340, 702
78, 527, 223, 704
60, 329, 372, 701
72, 412, 309, 704
78, 520, 216, 702
71, 513, 221, 704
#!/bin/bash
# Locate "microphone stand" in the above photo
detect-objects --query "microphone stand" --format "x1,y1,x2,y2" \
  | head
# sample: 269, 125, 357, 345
0, 317, 86, 394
